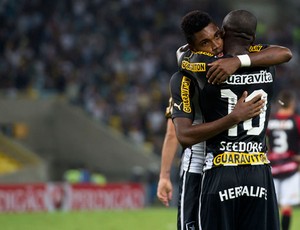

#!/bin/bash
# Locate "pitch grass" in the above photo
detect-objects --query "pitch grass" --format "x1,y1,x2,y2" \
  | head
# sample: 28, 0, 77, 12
0, 207, 300, 230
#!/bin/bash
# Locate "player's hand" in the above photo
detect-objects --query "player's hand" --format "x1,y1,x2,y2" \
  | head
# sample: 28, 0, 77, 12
206, 57, 240, 84
232, 91, 265, 122
157, 178, 173, 207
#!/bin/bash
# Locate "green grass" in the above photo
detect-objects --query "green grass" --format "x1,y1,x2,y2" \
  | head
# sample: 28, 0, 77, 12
0, 208, 177, 230
0, 207, 299, 230
286, 207, 300, 230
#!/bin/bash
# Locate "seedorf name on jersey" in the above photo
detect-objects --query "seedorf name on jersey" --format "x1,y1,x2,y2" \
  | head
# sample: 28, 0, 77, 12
225, 70, 273, 85
181, 76, 192, 113
220, 141, 263, 152
219, 186, 267, 202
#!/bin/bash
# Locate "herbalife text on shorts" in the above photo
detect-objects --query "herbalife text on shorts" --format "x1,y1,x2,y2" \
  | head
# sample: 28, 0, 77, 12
219, 186, 267, 202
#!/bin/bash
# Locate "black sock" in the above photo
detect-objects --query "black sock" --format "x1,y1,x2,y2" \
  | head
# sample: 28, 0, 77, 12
281, 214, 291, 230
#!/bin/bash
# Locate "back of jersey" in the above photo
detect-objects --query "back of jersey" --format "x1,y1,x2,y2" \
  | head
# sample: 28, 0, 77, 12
201, 66, 276, 170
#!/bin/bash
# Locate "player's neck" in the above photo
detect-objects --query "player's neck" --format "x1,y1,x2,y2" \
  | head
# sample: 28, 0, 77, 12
223, 39, 250, 56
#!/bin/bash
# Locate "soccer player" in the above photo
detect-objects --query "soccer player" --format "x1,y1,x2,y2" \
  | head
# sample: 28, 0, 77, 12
157, 97, 180, 208
159, 10, 292, 230
172, 10, 292, 230
157, 93, 262, 229
267, 90, 300, 230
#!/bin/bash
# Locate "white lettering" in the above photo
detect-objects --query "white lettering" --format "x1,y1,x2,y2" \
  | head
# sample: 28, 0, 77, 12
219, 190, 229, 202
228, 188, 235, 199
235, 186, 242, 197
225, 70, 273, 85
219, 186, 268, 201
268, 120, 294, 130
219, 141, 263, 152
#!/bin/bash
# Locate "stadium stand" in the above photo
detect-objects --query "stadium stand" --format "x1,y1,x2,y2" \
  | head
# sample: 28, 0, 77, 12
0, 151, 20, 174
0, 132, 47, 183
0, 98, 159, 183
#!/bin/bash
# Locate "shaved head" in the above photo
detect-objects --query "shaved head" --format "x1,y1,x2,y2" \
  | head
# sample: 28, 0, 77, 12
222, 10, 257, 38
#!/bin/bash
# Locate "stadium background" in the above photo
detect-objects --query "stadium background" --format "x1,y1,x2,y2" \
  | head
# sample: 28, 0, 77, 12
0, 0, 299, 220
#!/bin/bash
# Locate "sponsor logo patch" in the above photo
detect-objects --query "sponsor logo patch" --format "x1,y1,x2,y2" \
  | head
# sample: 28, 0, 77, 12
181, 60, 206, 72
225, 70, 273, 85
219, 186, 267, 201
249, 44, 263, 52
181, 76, 192, 113
174, 102, 182, 111
213, 152, 270, 166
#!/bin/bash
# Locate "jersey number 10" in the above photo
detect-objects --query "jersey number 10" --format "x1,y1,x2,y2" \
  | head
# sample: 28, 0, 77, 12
221, 89, 267, 136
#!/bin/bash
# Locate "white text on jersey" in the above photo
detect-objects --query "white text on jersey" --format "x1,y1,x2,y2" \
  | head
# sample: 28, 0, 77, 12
225, 70, 273, 85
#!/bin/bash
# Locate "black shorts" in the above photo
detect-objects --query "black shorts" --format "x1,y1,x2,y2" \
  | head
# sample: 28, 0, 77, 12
177, 171, 202, 230
199, 165, 280, 230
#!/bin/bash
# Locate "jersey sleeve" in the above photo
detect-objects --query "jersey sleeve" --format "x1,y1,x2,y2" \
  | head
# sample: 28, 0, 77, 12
169, 71, 196, 121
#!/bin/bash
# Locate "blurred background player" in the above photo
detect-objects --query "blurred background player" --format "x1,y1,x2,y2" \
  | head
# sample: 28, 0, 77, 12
267, 90, 300, 230
157, 97, 180, 208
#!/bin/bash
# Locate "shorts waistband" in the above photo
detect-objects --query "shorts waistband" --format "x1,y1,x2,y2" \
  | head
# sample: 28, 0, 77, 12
213, 152, 270, 166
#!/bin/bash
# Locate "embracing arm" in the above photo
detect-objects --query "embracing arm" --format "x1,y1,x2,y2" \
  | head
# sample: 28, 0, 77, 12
248, 45, 292, 66
174, 92, 264, 147
207, 45, 293, 84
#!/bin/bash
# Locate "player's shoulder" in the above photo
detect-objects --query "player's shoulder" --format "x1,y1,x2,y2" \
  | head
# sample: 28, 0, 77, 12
171, 71, 185, 80
170, 71, 197, 90
170, 70, 193, 82
179, 50, 215, 75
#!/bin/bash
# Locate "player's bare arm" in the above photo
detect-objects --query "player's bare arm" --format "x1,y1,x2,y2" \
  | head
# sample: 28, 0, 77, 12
207, 45, 292, 84
174, 91, 265, 147
157, 118, 178, 207
249, 45, 292, 66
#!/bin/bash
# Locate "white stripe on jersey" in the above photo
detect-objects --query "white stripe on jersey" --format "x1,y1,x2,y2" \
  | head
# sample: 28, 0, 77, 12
182, 142, 205, 173
180, 171, 187, 230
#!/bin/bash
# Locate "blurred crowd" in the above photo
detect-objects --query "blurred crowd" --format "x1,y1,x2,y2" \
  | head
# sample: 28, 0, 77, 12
0, 0, 299, 154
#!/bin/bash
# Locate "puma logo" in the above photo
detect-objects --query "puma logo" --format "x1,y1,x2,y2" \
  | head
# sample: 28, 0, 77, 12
174, 102, 182, 110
